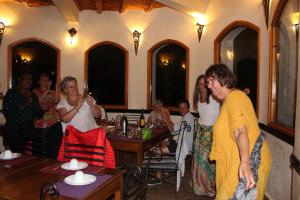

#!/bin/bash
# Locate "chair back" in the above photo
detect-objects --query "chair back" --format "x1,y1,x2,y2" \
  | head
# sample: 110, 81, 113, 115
39, 182, 59, 200
125, 114, 141, 125
176, 120, 191, 163
16, 128, 46, 156
123, 165, 146, 200
57, 126, 116, 168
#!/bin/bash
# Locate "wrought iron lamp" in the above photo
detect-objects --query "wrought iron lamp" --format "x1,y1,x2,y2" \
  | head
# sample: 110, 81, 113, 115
0, 22, 5, 45
132, 30, 141, 55
262, 0, 270, 28
68, 27, 77, 45
196, 23, 204, 42
295, 24, 299, 40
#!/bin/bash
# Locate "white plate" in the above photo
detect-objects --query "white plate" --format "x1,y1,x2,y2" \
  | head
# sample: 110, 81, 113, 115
61, 161, 88, 170
64, 174, 96, 186
0, 153, 21, 160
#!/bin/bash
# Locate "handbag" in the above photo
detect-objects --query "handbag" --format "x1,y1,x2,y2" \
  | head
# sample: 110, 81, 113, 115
231, 133, 265, 200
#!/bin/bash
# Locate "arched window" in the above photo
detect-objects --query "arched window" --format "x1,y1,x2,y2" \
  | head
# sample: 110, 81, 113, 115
269, 0, 299, 136
8, 38, 60, 89
214, 21, 260, 113
85, 42, 128, 109
147, 40, 189, 110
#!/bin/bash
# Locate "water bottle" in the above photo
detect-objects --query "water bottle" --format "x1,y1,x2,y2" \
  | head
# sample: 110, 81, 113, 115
121, 114, 128, 136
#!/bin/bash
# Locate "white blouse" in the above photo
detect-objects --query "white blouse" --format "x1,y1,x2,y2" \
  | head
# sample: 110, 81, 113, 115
57, 99, 99, 132
198, 95, 220, 126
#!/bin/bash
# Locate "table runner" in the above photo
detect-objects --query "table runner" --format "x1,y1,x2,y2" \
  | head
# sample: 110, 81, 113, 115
0, 155, 36, 167
39, 162, 104, 176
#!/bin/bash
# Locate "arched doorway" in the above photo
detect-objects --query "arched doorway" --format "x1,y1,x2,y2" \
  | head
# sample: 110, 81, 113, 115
147, 39, 189, 110
8, 38, 60, 89
214, 21, 260, 113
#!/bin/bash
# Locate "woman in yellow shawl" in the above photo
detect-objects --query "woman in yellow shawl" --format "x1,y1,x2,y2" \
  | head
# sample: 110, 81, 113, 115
205, 64, 272, 200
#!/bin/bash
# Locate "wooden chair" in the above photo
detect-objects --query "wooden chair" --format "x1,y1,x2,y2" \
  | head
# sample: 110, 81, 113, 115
16, 127, 46, 157
57, 126, 116, 168
142, 121, 191, 193
125, 113, 141, 125
123, 165, 146, 200
39, 182, 59, 200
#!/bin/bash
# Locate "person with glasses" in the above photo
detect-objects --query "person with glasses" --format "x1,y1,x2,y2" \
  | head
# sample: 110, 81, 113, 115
205, 64, 271, 200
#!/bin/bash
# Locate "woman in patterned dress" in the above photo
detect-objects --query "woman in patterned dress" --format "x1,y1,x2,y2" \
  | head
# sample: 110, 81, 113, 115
191, 74, 220, 196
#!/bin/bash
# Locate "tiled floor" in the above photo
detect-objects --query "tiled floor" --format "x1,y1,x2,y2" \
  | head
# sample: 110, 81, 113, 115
145, 156, 214, 200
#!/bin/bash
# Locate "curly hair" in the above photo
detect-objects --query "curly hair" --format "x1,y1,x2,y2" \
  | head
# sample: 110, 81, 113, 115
205, 64, 236, 89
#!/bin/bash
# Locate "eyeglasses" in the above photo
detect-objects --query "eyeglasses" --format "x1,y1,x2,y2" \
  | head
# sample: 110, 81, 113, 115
206, 77, 217, 85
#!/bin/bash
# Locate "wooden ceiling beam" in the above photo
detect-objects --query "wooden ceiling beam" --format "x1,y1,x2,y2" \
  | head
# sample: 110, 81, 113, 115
119, 0, 127, 13
155, 0, 209, 16
52, 0, 79, 22
73, 0, 83, 11
95, 0, 102, 14
144, 0, 155, 12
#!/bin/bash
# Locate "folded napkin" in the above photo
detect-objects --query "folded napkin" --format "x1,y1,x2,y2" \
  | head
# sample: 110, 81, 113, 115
55, 174, 112, 199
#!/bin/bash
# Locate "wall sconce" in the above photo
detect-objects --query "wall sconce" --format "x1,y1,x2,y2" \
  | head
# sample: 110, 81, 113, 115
196, 23, 205, 42
262, 0, 270, 28
68, 27, 77, 45
132, 30, 141, 55
0, 21, 5, 45
295, 24, 299, 40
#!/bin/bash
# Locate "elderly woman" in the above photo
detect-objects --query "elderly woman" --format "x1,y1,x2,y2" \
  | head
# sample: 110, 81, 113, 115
205, 64, 272, 200
147, 100, 166, 128
191, 74, 220, 196
57, 76, 101, 132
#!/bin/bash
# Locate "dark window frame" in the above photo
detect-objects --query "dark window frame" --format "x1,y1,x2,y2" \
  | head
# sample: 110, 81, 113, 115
147, 39, 189, 111
268, 0, 297, 137
84, 41, 128, 109
7, 38, 61, 89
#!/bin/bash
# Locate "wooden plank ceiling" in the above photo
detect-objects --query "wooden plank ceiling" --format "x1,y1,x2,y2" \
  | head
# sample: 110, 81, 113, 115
13, 0, 165, 13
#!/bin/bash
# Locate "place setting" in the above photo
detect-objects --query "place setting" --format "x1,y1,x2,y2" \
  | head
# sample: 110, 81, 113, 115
0, 149, 36, 168
40, 158, 104, 176
52, 159, 112, 199
0, 149, 21, 160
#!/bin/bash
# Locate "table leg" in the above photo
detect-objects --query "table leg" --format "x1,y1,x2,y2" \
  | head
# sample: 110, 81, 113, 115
114, 189, 122, 200
137, 151, 143, 167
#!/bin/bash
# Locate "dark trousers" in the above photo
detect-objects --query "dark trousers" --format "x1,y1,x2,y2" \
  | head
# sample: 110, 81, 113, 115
4, 123, 62, 159
36, 122, 63, 159
3, 128, 20, 152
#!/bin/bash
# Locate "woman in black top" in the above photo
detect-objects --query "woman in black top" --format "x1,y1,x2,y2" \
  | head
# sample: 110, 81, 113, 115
3, 72, 42, 151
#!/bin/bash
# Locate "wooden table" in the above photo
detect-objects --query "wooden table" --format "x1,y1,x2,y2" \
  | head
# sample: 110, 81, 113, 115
108, 127, 171, 167
0, 157, 125, 200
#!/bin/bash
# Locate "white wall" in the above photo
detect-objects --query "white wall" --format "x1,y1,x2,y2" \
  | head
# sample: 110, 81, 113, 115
264, 131, 293, 200
0, 1, 295, 199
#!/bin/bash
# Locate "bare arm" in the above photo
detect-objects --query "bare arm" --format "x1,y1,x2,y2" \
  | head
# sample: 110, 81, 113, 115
57, 97, 84, 123
54, 82, 60, 103
86, 95, 102, 118
161, 108, 174, 131
234, 125, 255, 190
